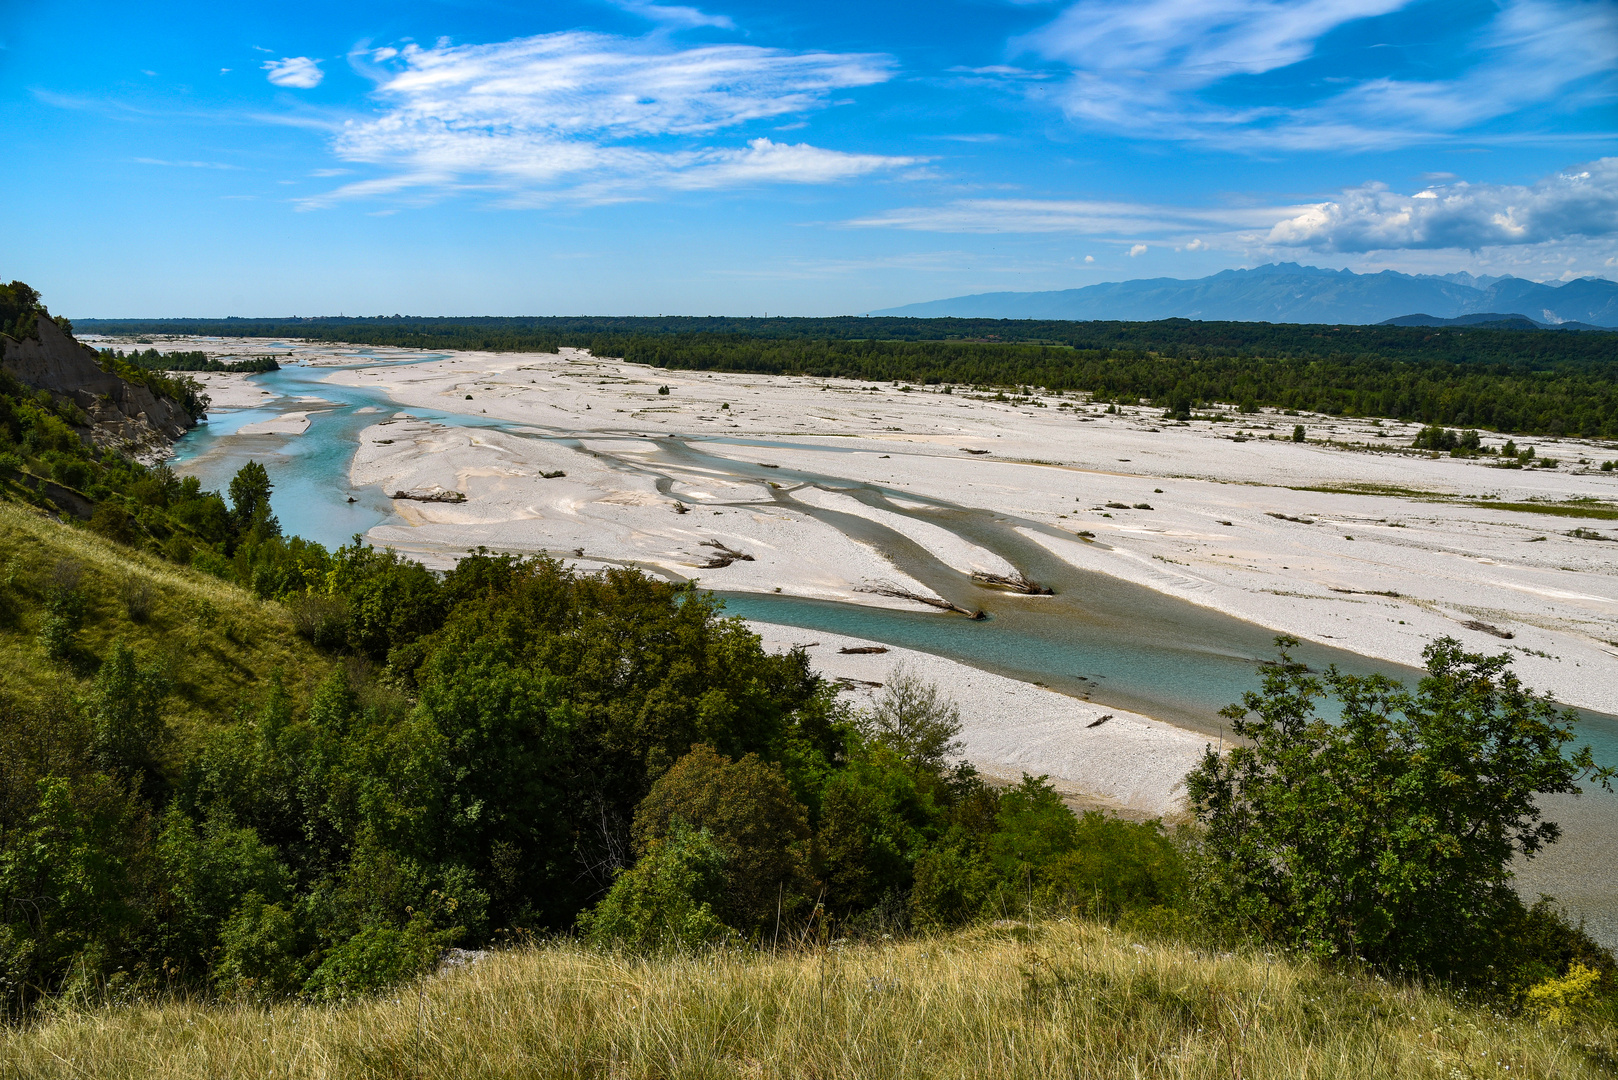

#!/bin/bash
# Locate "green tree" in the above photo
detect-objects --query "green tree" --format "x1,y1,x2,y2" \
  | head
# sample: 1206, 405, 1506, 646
632, 745, 815, 932
1186, 635, 1614, 980
577, 821, 733, 952
227, 461, 280, 542
862, 664, 963, 771
83, 641, 171, 794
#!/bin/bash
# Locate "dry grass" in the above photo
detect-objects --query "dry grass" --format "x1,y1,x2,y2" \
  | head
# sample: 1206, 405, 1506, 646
3, 920, 1613, 1079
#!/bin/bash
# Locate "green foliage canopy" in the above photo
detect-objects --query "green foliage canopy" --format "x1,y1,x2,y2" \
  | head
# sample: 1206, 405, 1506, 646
1186, 635, 1615, 981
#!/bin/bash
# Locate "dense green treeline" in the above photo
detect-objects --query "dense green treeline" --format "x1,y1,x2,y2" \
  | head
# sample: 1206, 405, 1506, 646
74, 314, 1618, 436
70, 313, 1618, 366
99, 348, 280, 375
591, 334, 1618, 436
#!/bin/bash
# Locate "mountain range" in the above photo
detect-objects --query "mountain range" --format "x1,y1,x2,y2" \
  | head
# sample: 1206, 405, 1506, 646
870, 264, 1618, 327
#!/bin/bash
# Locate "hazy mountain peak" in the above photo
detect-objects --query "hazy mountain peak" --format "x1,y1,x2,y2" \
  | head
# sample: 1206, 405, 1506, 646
871, 266, 1618, 326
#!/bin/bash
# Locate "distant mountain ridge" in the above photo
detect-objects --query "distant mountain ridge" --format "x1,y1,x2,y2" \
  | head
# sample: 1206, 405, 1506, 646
871, 263, 1618, 327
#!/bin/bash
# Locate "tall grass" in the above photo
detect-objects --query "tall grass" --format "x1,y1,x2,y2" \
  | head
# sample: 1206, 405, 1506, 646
0, 501, 333, 724
3, 919, 1612, 1079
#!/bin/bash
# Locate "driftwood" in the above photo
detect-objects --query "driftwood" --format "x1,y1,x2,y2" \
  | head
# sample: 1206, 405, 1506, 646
838, 646, 889, 655
971, 572, 1053, 595
1461, 619, 1514, 639
960, 448, 990, 455
392, 489, 465, 503
858, 583, 986, 619
699, 540, 755, 569
1086, 714, 1113, 729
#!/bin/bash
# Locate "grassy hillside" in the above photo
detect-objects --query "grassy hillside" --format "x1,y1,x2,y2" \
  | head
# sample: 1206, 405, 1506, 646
3, 918, 1614, 1079
0, 500, 333, 732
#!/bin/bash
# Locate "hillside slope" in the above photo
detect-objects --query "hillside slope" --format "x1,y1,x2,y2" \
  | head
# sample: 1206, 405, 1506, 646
0, 499, 334, 734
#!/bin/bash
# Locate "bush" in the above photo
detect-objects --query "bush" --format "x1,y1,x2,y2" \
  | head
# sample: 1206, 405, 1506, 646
288, 592, 350, 649
1186, 635, 1615, 982
110, 577, 150, 624
89, 502, 138, 545
37, 559, 85, 662
861, 663, 963, 771
303, 915, 455, 1001
632, 745, 816, 932
214, 892, 306, 999
1291, 424, 1305, 442
578, 822, 734, 952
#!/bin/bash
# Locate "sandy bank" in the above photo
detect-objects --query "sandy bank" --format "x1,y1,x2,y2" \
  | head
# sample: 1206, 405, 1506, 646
748, 621, 1209, 818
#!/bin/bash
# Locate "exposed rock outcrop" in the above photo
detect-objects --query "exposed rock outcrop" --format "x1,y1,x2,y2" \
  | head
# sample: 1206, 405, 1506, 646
0, 317, 196, 460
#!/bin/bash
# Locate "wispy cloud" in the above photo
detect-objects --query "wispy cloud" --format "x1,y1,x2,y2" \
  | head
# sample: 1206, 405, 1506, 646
263, 56, 324, 89
1268, 158, 1618, 252
1019, 0, 1618, 149
846, 197, 1291, 236
305, 32, 913, 207
609, 0, 736, 29
134, 157, 243, 170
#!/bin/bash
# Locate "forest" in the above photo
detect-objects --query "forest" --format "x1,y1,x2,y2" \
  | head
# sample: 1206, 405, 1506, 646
74, 313, 1618, 438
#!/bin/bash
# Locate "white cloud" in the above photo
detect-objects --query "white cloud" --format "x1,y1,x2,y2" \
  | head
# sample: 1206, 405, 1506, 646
1084, 254, 1095, 262
135, 157, 243, 170
846, 197, 1289, 236
1019, 0, 1618, 149
611, 0, 735, 29
1268, 158, 1618, 252
308, 32, 910, 206
847, 159, 1618, 273
1129, 243, 1148, 256
263, 56, 324, 89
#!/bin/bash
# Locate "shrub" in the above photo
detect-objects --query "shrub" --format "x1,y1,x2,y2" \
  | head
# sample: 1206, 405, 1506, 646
303, 914, 456, 1001
1186, 635, 1615, 982
37, 559, 85, 662
213, 892, 306, 999
88, 502, 137, 545
578, 822, 734, 952
1292, 424, 1305, 442
84, 640, 171, 792
118, 576, 153, 622
1525, 963, 1602, 1026
288, 592, 350, 648
632, 745, 816, 932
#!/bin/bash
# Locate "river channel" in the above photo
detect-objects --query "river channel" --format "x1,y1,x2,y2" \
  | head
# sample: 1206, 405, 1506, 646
172, 356, 1618, 945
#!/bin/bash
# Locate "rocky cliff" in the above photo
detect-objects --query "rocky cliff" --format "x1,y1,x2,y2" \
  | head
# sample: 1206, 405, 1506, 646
0, 316, 196, 460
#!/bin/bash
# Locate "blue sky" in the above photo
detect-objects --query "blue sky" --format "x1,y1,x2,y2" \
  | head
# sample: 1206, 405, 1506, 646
3, 0, 1615, 315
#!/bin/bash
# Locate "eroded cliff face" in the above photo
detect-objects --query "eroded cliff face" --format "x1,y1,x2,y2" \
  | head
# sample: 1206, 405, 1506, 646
0, 317, 195, 460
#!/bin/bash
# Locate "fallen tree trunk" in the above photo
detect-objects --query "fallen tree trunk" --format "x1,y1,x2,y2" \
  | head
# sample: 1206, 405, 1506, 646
971, 571, 1052, 595
391, 489, 466, 503
858, 583, 986, 619
699, 540, 755, 569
